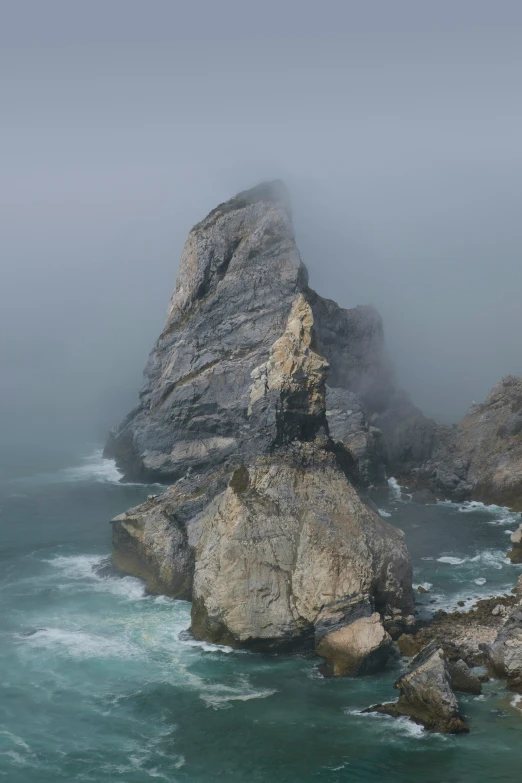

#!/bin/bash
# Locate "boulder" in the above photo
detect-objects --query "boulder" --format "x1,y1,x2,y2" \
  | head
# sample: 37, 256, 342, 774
488, 606, 522, 690
316, 602, 391, 677
367, 641, 469, 733
446, 659, 482, 695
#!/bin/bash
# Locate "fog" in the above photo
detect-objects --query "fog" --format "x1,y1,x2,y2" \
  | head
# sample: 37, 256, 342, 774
2, 0, 522, 452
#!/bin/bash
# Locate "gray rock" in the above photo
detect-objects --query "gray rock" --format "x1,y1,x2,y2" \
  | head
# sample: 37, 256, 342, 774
106, 182, 427, 668
105, 181, 433, 486
367, 640, 469, 733
416, 376, 522, 509
411, 489, 437, 505
447, 658, 482, 695
488, 606, 522, 690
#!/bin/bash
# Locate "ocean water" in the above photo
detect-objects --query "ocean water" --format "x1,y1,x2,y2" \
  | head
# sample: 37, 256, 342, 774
1, 447, 522, 782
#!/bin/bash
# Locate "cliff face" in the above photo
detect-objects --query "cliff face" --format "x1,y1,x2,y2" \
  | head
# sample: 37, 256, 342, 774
105, 181, 433, 485
413, 376, 522, 510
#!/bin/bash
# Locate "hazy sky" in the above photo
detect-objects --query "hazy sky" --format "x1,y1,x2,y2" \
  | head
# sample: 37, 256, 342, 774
2, 0, 522, 449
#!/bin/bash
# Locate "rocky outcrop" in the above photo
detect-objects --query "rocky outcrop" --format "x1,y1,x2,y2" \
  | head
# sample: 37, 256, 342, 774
488, 606, 522, 691
368, 641, 469, 733
413, 376, 522, 509
190, 447, 413, 653
108, 215, 417, 669
105, 180, 432, 486
446, 659, 482, 695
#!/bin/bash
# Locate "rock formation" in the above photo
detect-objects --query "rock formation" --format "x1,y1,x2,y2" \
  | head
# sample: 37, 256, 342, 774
488, 606, 522, 691
368, 641, 469, 733
411, 376, 522, 509
105, 181, 433, 486
106, 182, 421, 671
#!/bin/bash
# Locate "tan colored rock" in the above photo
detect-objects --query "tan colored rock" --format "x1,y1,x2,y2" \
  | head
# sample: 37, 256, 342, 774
249, 293, 328, 421
190, 447, 413, 658
316, 613, 391, 676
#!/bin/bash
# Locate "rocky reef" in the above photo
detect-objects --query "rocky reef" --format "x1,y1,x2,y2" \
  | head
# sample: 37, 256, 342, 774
106, 181, 423, 671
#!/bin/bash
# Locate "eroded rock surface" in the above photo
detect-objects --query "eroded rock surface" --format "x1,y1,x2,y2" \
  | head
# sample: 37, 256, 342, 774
107, 181, 423, 671
190, 448, 413, 652
488, 606, 522, 691
105, 181, 432, 485
413, 376, 522, 509
368, 641, 469, 733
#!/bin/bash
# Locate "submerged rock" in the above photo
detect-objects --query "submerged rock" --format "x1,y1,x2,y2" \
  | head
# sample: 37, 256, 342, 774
367, 641, 469, 733
488, 606, 522, 691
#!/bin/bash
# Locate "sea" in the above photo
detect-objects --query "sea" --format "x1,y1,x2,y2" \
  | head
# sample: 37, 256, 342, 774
1, 443, 522, 782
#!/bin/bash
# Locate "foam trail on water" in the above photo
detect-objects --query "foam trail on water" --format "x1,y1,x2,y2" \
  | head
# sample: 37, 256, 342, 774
62, 449, 123, 483
388, 477, 402, 501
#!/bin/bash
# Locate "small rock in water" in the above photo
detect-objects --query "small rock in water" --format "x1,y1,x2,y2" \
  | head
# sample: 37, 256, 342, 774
457, 601, 466, 607
417, 585, 429, 594
365, 641, 469, 733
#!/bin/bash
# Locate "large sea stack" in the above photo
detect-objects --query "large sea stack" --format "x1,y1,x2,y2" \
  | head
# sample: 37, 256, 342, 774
106, 181, 427, 668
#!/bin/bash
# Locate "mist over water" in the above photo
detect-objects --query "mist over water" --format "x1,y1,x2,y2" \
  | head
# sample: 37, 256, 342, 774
2, 2, 522, 780
3, 1, 522, 445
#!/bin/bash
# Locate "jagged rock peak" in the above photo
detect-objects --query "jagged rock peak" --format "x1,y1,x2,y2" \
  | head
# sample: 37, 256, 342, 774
165, 179, 304, 324
105, 180, 433, 484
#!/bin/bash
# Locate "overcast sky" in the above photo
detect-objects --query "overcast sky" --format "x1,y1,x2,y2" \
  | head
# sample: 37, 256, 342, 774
2, 0, 522, 449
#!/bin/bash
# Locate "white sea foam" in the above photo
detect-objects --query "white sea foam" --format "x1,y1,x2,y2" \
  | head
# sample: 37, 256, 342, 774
378, 508, 392, 518
61, 449, 123, 483
437, 556, 466, 565
438, 498, 521, 526
200, 686, 277, 709
474, 577, 487, 586
47, 554, 147, 600
414, 582, 433, 592
20, 627, 140, 660
387, 477, 402, 501
436, 550, 509, 569
344, 709, 426, 739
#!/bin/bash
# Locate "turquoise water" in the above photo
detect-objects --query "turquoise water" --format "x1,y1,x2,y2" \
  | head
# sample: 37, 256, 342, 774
1, 447, 522, 782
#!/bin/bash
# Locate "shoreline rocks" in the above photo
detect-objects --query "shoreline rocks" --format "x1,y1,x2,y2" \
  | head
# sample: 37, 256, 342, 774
409, 376, 522, 510
488, 606, 522, 691
367, 641, 469, 733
